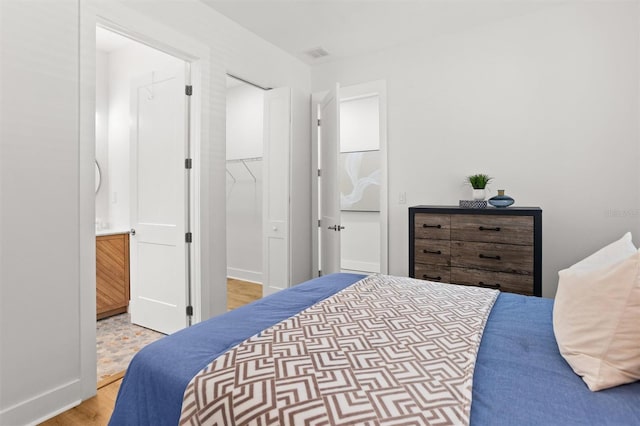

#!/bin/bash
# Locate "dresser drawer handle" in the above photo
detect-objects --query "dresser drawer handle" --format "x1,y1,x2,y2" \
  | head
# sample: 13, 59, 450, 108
422, 224, 442, 229
479, 254, 501, 260
478, 281, 501, 290
422, 249, 442, 255
479, 226, 501, 231
422, 274, 442, 281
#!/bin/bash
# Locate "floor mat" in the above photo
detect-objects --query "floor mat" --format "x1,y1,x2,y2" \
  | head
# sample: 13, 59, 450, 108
96, 313, 165, 381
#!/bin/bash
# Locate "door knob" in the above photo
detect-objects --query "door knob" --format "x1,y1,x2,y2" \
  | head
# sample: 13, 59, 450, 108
328, 225, 338, 231
130, 228, 136, 236
338, 226, 345, 231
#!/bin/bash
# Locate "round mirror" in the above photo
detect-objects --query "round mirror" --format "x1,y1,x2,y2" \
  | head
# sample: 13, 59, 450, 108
95, 161, 101, 193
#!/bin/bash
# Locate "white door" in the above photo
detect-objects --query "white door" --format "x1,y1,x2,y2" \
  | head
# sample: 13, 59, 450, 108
130, 66, 188, 335
263, 87, 291, 296
319, 84, 341, 275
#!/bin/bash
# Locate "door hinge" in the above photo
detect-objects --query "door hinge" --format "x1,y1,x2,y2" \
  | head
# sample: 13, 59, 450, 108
319, 270, 322, 277
186, 232, 193, 243
318, 219, 321, 227
186, 305, 193, 316
185, 85, 193, 96
317, 169, 321, 177
185, 158, 192, 169
317, 118, 321, 126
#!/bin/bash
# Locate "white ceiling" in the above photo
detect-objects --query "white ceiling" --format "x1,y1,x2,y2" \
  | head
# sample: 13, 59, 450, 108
201, 1, 557, 65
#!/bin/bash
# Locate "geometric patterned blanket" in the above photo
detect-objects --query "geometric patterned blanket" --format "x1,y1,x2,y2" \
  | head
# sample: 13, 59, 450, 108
178, 274, 499, 426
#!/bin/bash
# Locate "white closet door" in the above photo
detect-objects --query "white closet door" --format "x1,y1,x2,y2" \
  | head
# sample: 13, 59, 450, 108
263, 88, 291, 296
319, 84, 341, 275
129, 66, 188, 335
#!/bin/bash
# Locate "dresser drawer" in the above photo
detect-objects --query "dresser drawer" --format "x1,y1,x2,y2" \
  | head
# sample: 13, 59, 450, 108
451, 215, 533, 245
450, 241, 533, 274
414, 214, 450, 240
450, 267, 534, 296
414, 263, 451, 283
414, 239, 450, 266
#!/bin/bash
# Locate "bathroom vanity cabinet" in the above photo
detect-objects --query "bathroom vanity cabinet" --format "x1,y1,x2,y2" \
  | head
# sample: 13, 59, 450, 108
96, 232, 130, 319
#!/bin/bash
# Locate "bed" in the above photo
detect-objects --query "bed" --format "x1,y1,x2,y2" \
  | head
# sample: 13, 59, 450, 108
109, 273, 640, 425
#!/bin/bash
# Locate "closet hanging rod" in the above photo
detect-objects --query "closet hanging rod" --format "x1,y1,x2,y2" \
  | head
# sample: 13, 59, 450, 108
226, 169, 236, 183
226, 73, 272, 91
226, 156, 262, 163
242, 161, 256, 182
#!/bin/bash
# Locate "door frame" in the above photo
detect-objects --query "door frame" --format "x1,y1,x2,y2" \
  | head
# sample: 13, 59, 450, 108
80, 4, 210, 398
311, 80, 388, 276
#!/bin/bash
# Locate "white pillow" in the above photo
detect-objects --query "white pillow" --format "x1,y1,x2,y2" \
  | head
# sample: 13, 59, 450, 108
554, 249, 640, 391
569, 232, 636, 271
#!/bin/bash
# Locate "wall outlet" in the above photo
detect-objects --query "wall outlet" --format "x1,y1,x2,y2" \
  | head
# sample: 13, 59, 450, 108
399, 192, 406, 204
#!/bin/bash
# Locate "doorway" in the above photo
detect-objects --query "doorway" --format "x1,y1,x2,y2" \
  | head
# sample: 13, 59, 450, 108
94, 26, 192, 384
313, 80, 388, 276
225, 74, 265, 307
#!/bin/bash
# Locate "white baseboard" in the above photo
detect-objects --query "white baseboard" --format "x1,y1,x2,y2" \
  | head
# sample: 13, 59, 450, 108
227, 267, 262, 284
341, 259, 380, 274
0, 379, 81, 426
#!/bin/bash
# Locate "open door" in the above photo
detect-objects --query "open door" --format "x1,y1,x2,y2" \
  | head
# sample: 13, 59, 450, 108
263, 87, 291, 296
319, 84, 341, 275
262, 86, 312, 295
129, 66, 189, 335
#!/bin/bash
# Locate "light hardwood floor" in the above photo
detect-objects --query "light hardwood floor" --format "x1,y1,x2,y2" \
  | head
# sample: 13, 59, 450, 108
40, 278, 262, 426
40, 379, 122, 426
227, 277, 263, 311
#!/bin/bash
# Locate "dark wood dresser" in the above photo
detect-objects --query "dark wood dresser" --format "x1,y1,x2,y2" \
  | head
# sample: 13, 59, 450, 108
409, 206, 542, 296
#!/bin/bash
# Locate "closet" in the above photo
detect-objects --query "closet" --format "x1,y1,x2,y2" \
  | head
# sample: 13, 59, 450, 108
226, 76, 312, 295
226, 76, 264, 285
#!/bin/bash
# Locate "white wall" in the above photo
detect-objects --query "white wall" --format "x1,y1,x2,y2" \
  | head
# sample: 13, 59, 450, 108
226, 83, 264, 282
95, 50, 110, 227
0, 0, 312, 424
0, 1, 85, 424
313, 2, 640, 297
226, 84, 264, 160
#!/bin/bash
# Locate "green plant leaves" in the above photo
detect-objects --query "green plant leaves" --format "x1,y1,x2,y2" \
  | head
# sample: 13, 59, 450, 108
467, 174, 492, 189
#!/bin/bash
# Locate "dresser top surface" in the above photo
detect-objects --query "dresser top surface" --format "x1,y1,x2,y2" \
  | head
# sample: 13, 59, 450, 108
410, 205, 542, 215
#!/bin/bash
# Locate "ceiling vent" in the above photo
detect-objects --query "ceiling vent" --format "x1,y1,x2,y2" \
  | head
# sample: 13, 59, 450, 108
304, 47, 329, 59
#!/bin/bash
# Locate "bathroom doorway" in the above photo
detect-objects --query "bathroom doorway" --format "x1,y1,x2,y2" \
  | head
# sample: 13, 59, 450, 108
94, 26, 192, 385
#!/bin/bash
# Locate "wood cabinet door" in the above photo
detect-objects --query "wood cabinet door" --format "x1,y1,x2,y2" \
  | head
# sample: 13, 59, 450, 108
96, 234, 130, 320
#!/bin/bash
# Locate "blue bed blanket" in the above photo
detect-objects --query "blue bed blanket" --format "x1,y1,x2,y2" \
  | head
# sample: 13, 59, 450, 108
109, 273, 640, 425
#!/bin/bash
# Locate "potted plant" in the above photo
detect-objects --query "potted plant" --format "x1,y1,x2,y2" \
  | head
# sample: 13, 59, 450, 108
467, 173, 492, 200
